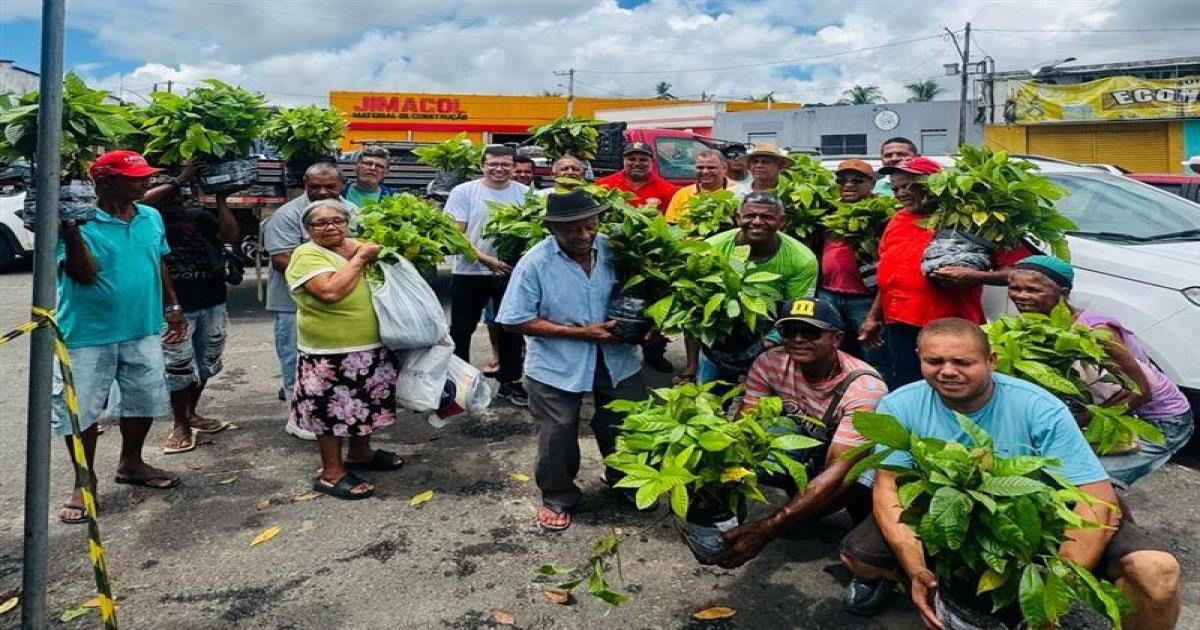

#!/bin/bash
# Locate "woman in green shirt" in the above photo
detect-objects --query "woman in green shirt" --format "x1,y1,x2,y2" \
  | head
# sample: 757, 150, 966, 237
286, 200, 404, 500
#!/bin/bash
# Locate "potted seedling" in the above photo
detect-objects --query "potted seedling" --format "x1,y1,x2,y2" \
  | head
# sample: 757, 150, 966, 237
984, 302, 1164, 455
605, 384, 819, 563
0, 72, 137, 226
846, 410, 1130, 629
773, 154, 840, 243
140, 79, 268, 193
261, 104, 347, 186
820, 195, 900, 290
921, 146, 1075, 275
413, 131, 483, 194
528, 116, 602, 161
482, 191, 548, 264
353, 192, 477, 272
677, 189, 740, 238
602, 198, 692, 344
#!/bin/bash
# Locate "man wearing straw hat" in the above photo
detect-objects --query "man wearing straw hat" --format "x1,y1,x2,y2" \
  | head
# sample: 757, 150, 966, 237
729, 143, 794, 197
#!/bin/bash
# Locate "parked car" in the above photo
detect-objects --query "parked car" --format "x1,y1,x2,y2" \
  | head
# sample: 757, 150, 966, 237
1127, 173, 1200, 204
0, 175, 34, 271
821, 154, 1200, 410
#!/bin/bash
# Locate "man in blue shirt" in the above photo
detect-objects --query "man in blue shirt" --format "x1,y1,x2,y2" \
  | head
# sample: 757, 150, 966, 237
838, 318, 1180, 629
497, 189, 644, 532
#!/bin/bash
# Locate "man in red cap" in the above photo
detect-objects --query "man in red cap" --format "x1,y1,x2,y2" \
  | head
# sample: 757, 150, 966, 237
860, 156, 1027, 387
595, 142, 678, 210
52, 150, 185, 524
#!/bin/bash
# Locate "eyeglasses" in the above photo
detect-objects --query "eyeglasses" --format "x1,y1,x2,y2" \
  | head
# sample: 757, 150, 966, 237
778, 322, 827, 340
483, 162, 513, 170
836, 177, 870, 186
306, 218, 348, 229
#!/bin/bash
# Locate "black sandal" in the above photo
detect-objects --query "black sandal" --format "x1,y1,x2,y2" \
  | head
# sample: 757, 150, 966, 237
345, 449, 405, 471
312, 473, 375, 500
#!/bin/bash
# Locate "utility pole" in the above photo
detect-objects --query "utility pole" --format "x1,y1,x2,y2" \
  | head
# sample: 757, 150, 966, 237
945, 23, 971, 148
24, 0, 66, 626
554, 68, 575, 117
166, 80, 173, 94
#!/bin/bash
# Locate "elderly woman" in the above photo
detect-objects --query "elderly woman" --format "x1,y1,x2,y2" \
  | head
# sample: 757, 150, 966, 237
1007, 255, 1194, 487
285, 199, 404, 500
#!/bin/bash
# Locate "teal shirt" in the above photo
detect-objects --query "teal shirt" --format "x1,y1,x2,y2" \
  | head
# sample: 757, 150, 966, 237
345, 185, 382, 207
56, 204, 170, 348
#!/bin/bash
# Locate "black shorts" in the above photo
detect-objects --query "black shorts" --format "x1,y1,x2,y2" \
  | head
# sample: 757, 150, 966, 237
840, 501, 1169, 579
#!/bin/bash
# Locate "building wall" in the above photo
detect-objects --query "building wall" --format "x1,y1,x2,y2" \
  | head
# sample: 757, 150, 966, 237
0, 61, 40, 96
713, 100, 982, 155
987, 121, 1187, 173
1184, 120, 1200, 168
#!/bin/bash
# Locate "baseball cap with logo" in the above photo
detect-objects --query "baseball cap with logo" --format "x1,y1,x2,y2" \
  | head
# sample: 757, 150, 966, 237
721, 143, 748, 159
89, 150, 164, 179
623, 142, 653, 157
877, 156, 941, 177
775, 297, 843, 331
835, 159, 876, 179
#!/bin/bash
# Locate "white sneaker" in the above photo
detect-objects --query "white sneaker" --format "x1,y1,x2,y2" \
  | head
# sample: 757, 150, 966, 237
285, 419, 318, 441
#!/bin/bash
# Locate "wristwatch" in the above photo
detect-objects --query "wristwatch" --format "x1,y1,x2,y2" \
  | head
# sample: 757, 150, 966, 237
164, 304, 183, 314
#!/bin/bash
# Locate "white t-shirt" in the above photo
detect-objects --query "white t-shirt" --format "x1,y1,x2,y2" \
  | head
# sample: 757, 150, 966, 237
445, 178, 528, 275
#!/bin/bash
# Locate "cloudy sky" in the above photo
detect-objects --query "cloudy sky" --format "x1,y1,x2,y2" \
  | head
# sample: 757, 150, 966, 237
1, 0, 1197, 106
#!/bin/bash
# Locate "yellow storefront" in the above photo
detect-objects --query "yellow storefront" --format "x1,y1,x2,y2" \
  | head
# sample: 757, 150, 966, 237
329, 91, 796, 150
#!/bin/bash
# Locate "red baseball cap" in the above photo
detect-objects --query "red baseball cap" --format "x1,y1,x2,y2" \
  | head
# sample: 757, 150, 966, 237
878, 156, 941, 177
89, 150, 163, 179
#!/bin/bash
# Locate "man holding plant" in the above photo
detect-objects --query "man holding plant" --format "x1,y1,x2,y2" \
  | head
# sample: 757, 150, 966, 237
497, 189, 646, 532
711, 297, 888, 568
664, 149, 730, 222
342, 146, 397, 207
839, 318, 1180, 629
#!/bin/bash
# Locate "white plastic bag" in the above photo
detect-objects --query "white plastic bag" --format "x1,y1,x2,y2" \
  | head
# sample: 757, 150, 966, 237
371, 258, 448, 350
395, 336, 454, 411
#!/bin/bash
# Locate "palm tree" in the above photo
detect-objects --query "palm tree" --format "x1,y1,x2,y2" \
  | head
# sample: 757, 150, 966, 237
838, 85, 885, 105
905, 80, 943, 102
655, 81, 676, 100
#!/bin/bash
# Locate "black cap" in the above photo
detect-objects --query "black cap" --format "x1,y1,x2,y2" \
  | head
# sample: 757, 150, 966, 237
775, 297, 843, 331
623, 142, 653, 157
542, 189, 609, 223
721, 143, 748, 158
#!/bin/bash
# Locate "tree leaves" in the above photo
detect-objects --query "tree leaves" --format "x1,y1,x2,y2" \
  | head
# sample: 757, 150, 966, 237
261, 105, 346, 162
355, 193, 477, 270
693, 606, 737, 619
851, 411, 911, 449
528, 116, 601, 159
139, 80, 267, 164
409, 490, 435, 506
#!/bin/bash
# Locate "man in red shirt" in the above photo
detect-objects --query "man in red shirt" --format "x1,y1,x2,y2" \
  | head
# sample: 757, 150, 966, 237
595, 142, 679, 211
860, 156, 1027, 387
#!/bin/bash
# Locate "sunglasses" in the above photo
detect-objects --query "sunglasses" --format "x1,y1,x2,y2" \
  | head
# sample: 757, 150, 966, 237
778, 322, 828, 340
836, 176, 870, 186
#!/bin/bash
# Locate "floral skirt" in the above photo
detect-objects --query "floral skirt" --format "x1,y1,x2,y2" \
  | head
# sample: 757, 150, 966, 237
291, 347, 399, 437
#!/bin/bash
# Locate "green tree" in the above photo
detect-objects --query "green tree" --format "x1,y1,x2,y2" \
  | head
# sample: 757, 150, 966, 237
838, 85, 885, 105
905, 79, 943, 102
744, 91, 775, 103
655, 81, 676, 100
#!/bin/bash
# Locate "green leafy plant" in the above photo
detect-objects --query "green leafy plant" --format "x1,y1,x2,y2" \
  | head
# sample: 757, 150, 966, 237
482, 192, 548, 262
353, 193, 477, 270
820, 195, 900, 260
678, 189, 740, 238
536, 527, 628, 605
923, 145, 1076, 260
260, 105, 346, 162
772, 154, 839, 241
0, 72, 137, 179
140, 79, 268, 164
528, 116, 601, 159
984, 302, 1165, 454
604, 202, 691, 298
412, 132, 483, 178
847, 410, 1131, 629
604, 383, 819, 518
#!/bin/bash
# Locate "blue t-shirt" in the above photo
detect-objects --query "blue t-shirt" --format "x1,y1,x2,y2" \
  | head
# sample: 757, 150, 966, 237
877, 373, 1108, 486
56, 204, 170, 348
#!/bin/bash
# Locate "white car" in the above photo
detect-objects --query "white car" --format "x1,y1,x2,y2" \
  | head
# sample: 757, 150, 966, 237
821, 155, 1200, 405
0, 188, 35, 270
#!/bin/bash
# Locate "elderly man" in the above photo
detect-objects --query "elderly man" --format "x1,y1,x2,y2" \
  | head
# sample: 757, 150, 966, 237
722, 143, 750, 188
729, 143, 793, 197
875, 137, 919, 195
678, 192, 819, 384
595, 142, 678, 210
712, 297, 888, 568
342, 145, 397, 207
839, 318, 1181, 630
664, 148, 730, 222
497, 189, 646, 532
536, 155, 587, 196
860, 156, 1026, 388
262, 162, 357, 439
53, 150, 184, 524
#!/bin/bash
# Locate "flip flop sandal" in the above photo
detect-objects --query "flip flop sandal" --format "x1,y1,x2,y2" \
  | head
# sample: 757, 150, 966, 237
311, 473, 375, 500
60, 503, 87, 525
537, 505, 571, 533
191, 418, 231, 434
345, 449, 405, 471
162, 431, 197, 455
114, 475, 181, 489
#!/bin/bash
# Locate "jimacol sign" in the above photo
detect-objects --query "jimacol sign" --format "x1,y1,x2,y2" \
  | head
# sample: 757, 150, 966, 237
1011, 75, 1200, 124
352, 96, 468, 121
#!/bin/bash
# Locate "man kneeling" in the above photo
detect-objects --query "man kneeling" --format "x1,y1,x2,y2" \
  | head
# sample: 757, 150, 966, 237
839, 318, 1180, 630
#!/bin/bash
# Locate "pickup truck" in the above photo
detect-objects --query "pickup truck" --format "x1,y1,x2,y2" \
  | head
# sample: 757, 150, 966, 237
586, 123, 729, 187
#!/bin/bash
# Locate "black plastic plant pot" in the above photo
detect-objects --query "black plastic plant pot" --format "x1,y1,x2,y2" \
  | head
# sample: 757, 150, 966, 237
676, 493, 747, 565
935, 590, 1009, 630
19, 179, 97, 230
198, 158, 258, 194
284, 153, 336, 188
702, 331, 765, 374
605, 290, 651, 345
857, 261, 879, 291
921, 228, 995, 276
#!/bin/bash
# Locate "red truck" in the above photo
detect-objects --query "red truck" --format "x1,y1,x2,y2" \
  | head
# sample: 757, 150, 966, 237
583, 122, 733, 187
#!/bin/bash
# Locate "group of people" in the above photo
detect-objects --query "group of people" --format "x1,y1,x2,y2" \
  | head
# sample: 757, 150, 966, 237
47, 132, 1191, 628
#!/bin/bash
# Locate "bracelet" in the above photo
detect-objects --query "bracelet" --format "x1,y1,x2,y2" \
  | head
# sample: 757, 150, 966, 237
164, 304, 183, 314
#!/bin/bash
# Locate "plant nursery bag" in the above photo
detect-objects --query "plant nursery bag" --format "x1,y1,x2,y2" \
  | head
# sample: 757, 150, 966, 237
921, 228, 994, 276
370, 257, 449, 350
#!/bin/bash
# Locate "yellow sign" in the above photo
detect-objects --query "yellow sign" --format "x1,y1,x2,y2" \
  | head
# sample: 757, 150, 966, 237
789, 300, 815, 316
1011, 75, 1200, 124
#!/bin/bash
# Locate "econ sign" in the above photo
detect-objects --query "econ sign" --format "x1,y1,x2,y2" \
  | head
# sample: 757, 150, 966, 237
1011, 75, 1200, 124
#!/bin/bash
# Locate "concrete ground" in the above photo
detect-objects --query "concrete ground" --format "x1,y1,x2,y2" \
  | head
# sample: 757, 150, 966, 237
0, 264, 1197, 630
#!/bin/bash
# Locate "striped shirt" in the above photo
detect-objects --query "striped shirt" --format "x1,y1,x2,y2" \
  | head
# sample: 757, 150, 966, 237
742, 349, 888, 447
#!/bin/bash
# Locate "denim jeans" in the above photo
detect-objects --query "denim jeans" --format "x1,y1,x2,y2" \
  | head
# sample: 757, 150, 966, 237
1099, 411, 1195, 488
272, 311, 297, 398
817, 288, 892, 383
163, 304, 229, 392
884, 322, 923, 389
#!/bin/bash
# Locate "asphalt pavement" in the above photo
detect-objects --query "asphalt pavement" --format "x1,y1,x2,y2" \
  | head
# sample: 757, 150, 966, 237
0, 264, 1197, 629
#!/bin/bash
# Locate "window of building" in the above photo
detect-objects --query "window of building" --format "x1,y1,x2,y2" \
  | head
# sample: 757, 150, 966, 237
747, 132, 778, 145
920, 129, 950, 155
820, 134, 867, 155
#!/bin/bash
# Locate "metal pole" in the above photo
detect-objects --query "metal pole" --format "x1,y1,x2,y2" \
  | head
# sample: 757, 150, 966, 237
566, 68, 575, 117
23, 0, 66, 627
958, 22, 971, 148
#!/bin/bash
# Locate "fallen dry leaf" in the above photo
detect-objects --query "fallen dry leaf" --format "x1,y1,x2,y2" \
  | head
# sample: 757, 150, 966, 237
0, 597, 17, 614
250, 525, 282, 546
542, 588, 571, 605
81, 597, 101, 608
217, 476, 238, 486
693, 606, 737, 620
59, 606, 90, 622
183, 460, 204, 471
226, 423, 240, 430
509, 472, 530, 482
293, 491, 321, 502
409, 490, 434, 506
489, 607, 515, 625
254, 498, 271, 511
